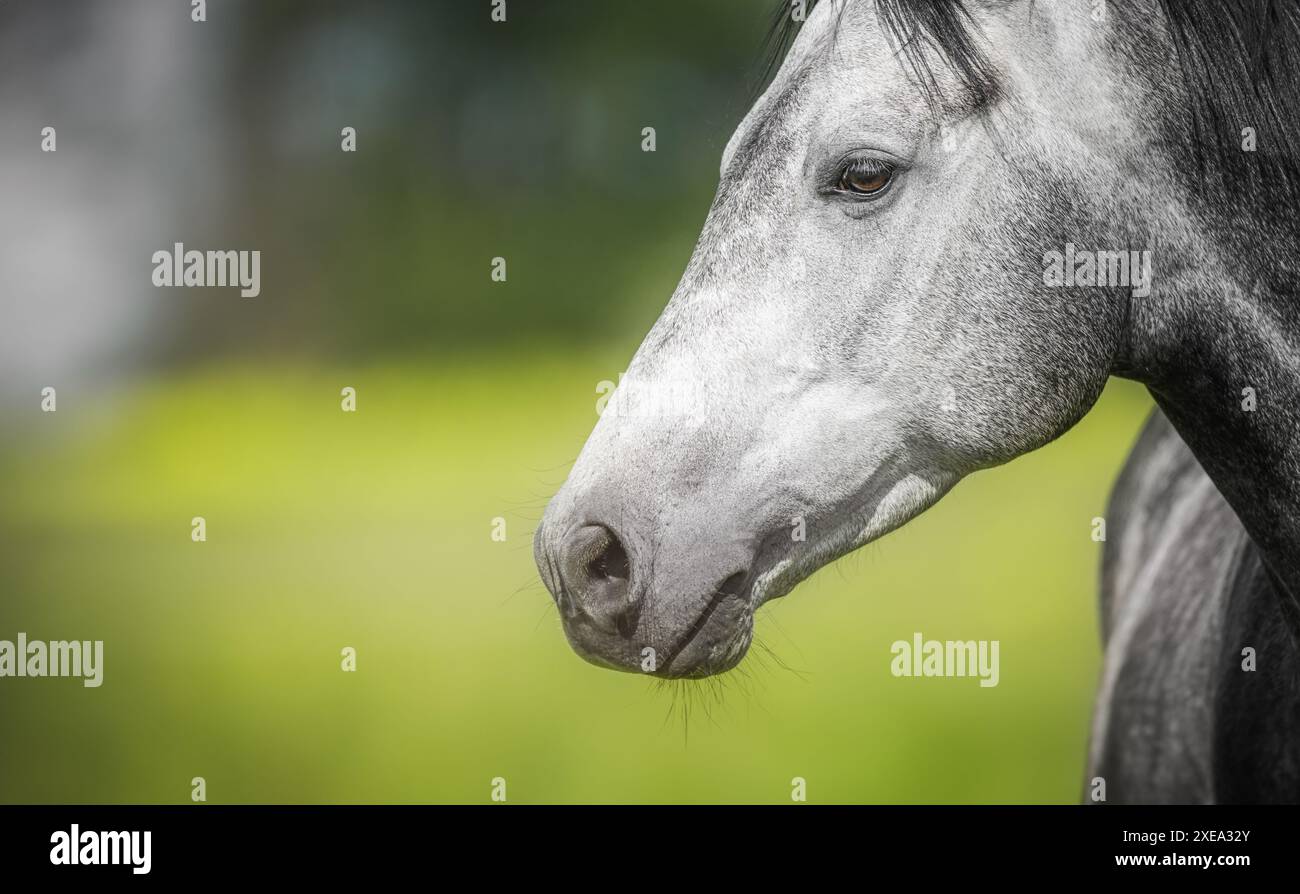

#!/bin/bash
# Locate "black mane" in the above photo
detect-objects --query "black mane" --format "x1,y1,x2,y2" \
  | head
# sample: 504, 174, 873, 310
1147, 0, 1300, 204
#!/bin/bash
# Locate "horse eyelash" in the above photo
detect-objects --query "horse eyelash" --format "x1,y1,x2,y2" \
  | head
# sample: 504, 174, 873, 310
845, 157, 891, 176
825, 157, 898, 199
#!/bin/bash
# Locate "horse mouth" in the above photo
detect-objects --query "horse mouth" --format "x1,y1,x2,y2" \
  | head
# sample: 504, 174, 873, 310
555, 575, 756, 679
662, 626, 754, 678
656, 576, 754, 678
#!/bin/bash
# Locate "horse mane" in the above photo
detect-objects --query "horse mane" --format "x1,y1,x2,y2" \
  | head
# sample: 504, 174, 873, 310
761, 0, 1300, 205
1145, 0, 1300, 205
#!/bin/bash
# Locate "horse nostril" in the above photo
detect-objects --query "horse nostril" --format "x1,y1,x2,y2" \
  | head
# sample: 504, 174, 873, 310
561, 524, 640, 636
587, 534, 630, 582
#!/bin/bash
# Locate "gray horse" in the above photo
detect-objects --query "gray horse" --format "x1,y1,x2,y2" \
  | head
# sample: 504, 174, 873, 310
534, 0, 1300, 803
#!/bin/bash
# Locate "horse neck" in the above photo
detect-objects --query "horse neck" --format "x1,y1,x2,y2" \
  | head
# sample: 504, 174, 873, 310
1118, 207, 1300, 605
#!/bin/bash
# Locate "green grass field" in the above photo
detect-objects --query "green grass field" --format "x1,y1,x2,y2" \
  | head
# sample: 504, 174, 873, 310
0, 352, 1153, 803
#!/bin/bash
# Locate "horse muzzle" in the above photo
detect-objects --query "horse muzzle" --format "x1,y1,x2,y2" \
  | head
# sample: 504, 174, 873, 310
534, 505, 759, 678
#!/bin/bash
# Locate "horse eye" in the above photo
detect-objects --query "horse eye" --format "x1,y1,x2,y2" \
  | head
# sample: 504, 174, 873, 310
838, 159, 894, 196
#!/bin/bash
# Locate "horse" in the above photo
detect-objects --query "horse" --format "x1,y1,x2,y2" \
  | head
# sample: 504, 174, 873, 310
534, 0, 1300, 803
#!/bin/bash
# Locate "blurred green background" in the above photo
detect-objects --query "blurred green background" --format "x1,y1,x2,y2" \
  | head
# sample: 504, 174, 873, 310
0, 0, 1153, 803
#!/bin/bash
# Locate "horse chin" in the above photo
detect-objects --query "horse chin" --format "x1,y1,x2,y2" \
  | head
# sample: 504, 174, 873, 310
561, 595, 755, 680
